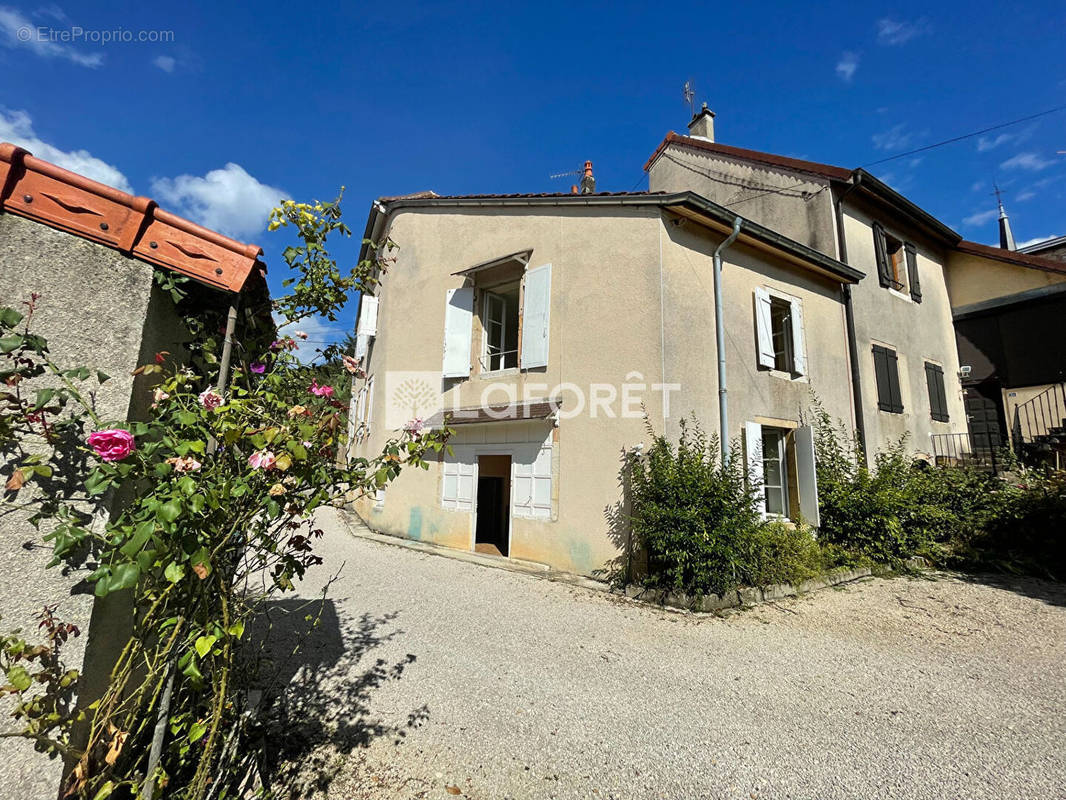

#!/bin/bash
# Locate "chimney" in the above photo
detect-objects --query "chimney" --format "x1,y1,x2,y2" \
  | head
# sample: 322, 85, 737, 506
580, 160, 595, 194
687, 102, 715, 142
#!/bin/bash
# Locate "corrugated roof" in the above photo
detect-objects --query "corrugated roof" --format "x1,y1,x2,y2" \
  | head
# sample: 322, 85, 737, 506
0, 143, 264, 293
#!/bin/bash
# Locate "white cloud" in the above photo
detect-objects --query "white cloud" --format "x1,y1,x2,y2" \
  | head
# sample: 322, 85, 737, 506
0, 5, 102, 67
872, 123, 913, 151
971, 180, 985, 192
877, 17, 930, 45
0, 107, 132, 191
977, 133, 1015, 152
151, 164, 289, 240
835, 51, 859, 81
1016, 190, 1036, 202
962, 208, 999, 227
153, 55, 176, 73
1001, 151, 1054, 171
1017, 234, 1062, 249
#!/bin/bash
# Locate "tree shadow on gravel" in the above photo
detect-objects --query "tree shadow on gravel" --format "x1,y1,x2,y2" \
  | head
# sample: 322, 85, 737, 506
952, 571, 1066, 607
245, 599, 428, 799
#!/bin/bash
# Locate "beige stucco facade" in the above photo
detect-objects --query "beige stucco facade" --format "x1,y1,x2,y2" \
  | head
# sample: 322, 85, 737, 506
946, 250, 1066, 308
648, 140, 968, 456
351, 200, 857, 576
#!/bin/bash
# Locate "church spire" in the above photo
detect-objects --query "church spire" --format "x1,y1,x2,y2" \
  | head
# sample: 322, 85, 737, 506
993, 183, 1016, 251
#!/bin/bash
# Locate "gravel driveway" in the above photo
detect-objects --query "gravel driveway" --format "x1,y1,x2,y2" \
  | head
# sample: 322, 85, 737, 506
270, 508, 1066, 800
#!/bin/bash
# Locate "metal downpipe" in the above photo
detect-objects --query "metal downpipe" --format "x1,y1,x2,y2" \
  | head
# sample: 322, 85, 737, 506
713, 217, 743, 465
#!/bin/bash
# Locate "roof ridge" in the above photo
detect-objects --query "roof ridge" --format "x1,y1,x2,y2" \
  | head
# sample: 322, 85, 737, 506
955, 239, 1066, 276
643, 132, 853, 180
0, 142, 264, 293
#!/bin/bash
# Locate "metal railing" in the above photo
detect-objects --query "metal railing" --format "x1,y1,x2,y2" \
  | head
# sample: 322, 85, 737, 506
479, 347, 518, 372
1013, 382, 1066, 445
930, 431, 1004, 473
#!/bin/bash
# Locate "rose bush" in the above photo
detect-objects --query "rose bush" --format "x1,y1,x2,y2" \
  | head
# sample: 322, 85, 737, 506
0, 191, 445, 798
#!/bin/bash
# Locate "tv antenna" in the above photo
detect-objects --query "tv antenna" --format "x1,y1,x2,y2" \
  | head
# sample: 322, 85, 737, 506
682, 79, 695, 116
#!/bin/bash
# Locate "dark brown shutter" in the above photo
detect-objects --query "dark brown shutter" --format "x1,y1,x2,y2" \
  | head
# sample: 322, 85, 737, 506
873, 222, 892, 288
886, 349, 903, 412
925, 362, 948, 421
874, 345, 904, 413
905, 242, 922, 303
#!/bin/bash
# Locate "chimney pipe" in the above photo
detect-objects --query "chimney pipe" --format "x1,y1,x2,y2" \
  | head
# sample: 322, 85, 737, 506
688, 102, 716, 142
580, 160, 595, 194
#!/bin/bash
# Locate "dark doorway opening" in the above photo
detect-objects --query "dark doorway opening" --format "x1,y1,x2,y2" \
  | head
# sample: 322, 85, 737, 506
475, 455, 511, 557
964, 379, 1007, 451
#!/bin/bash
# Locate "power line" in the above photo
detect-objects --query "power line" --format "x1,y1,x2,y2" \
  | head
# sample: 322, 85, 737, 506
860, 104, 1066, 168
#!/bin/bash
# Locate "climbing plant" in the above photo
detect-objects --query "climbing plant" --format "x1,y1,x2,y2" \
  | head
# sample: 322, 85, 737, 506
0, 193, 444, 798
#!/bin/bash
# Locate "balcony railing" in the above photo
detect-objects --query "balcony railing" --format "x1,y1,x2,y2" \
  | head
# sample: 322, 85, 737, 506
1012, 382, 1066, 445
479, 347, 518, 373
930, 431, 1005, 473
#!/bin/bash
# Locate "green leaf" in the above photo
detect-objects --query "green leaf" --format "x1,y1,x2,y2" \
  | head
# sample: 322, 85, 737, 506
194, 635, 217, 659
6, 665, 31, 692
119, 522, 154, 557
0, 334, 23, 354
178, 476, 196, 496
176, 410, 198, 427
108, 562, 140, 593
164, 562, 185, 583
181, 656, 202, 682
96, 371, 110, 384
91, 781, 115, 800
157, 500, 183, 523
227, 621, 245, 640
188, 494, 205, 514
188, 721, 207, 743
32, 388, 55, 410
0, 308, 23, 329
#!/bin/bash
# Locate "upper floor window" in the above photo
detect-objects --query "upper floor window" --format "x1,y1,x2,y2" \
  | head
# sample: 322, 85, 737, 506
754, 288, 807, 377
442, 253, 552, 379
872, 223, 922, 303
480, 282, 520, 372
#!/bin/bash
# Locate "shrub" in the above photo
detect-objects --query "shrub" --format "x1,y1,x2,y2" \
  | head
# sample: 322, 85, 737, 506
743, 521, 833, 588
629, 418, 762, 596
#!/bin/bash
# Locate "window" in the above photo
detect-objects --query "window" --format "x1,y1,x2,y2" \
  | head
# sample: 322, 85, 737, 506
441, 261, 552, 379
754, 288, 807, 376
743, 422, 820, 526
925, 362, 949, 422
761, 428, 789, 516
873, 223, 922, 302
480, 283, 520, 372
872, 345, 903, 413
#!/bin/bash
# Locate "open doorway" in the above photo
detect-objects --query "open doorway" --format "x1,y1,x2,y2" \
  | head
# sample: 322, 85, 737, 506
475, 454, 511, 556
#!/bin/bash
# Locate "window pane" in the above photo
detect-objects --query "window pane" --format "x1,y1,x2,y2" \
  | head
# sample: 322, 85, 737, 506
765, 486, 785, 515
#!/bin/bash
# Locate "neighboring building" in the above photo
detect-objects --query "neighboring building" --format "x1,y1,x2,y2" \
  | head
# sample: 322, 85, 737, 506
644, 107, 967, 457
0, 143, 265, 800
1019, 234, 1066, 263
945, 240, 1066, 457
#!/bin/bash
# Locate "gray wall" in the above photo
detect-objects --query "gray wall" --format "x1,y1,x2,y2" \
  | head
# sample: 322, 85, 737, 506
0, 212, 182, 799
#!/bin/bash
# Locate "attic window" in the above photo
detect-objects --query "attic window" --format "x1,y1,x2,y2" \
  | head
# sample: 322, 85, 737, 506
884, 232, 907, 293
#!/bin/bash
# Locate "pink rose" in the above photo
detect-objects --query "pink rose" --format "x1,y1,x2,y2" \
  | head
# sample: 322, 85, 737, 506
248, 450, 276, 470
309, 381, 334, 398
294, 331, 309, 340
198, 389, 224, 411
404, 418, 425, 435
341, 354, 364, 376
87, 429, 135, 462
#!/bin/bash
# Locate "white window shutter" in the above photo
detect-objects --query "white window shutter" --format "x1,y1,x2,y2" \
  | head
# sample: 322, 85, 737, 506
442, 288, 474, 378
456, 459, 475, 512
754, 288, 775, 369
744, 421, 767, 516
521, 264, 552, 370
790, 297, 807, 376
794, 426, 820, 528
531, 444, 553, 519
354, 333, 369, 361
364, 377, 374, 431
512, 458, 533, 519
442, 459, 459, 509
357, 294, 379, 336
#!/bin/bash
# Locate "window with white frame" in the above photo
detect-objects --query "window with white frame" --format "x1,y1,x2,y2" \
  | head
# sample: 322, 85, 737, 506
744, 421, 820, 526
480, 283, 520, 372
754, 288, 807, 376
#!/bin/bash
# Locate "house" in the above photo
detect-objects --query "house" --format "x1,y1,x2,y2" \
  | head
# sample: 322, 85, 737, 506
0, 142, 265, 799
348, 182, 881, 575
942, 209, 1066, 460
1019, 235, 1066, 263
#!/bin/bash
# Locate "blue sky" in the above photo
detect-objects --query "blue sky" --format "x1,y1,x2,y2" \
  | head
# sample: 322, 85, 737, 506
2, 0, 1064, 343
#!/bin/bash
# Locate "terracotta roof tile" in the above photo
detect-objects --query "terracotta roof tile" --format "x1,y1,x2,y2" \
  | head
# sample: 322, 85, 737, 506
0, 142, 263, 293
643, 132, 853, 181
